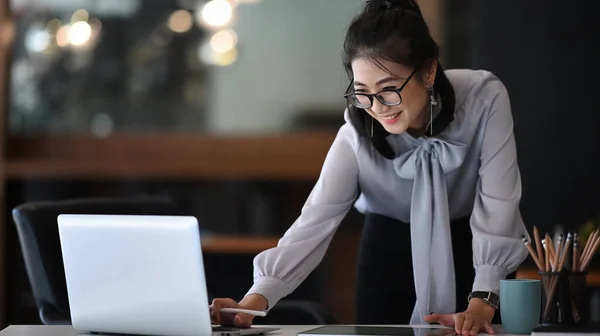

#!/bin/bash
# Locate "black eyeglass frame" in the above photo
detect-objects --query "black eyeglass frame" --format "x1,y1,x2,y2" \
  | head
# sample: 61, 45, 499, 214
343, 70, 417, 109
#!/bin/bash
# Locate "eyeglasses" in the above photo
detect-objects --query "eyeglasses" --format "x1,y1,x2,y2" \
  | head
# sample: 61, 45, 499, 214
344, 70, 416, 109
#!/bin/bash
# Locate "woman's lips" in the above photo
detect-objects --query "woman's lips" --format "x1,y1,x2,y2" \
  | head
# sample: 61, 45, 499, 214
378, 111, 402, 125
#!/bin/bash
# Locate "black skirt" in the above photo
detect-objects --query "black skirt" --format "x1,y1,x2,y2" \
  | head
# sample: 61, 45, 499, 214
354, 213, 509, 324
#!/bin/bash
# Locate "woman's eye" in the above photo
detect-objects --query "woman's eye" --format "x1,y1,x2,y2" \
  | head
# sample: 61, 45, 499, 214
383, 86, 398, 91
354, 88, 366, 93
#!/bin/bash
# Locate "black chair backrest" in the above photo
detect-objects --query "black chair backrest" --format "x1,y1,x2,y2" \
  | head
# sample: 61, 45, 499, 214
12, 196, 181, 324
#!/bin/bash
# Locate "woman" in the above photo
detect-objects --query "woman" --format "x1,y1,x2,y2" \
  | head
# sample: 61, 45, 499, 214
211, 0, 529, 335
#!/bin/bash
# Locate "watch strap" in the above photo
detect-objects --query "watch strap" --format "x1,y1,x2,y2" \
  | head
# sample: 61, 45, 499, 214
468, 291, 500, 309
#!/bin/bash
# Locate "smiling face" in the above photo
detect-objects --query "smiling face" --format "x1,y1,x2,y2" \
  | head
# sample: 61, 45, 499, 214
350, 58, 436, 135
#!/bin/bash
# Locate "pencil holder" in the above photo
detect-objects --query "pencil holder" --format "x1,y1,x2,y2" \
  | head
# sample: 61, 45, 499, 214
539, 271, 589, 328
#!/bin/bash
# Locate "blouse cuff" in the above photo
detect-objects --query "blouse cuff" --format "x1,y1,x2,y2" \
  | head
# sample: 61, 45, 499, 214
245, 276, 289, 311
472, 264, 511, 295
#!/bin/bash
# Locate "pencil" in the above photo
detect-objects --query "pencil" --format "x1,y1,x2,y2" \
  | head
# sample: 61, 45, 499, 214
582, 230, 598, 269
534, 226, 544, 272
581, 231, 600, 271
580, 232, 590, 266
522, 236, 543, 271
573, 233, 579, 271
543, 239, 550, 272
557, 233, 571, 271
546, 234, 556, 270
581, 229, 598, 267
554, 234, 564, 271
543, 237, 568, 320
543, 233, 570, 319
542, 239, 550, 297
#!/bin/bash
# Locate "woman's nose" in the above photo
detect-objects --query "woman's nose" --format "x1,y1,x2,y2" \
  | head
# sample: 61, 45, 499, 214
370, 99, 390, 114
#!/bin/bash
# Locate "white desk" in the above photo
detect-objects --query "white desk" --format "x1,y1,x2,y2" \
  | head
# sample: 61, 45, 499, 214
0, 325, 529, 336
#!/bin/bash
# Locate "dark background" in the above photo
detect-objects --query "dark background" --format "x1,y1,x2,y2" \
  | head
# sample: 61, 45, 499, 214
445, 0, 600, 233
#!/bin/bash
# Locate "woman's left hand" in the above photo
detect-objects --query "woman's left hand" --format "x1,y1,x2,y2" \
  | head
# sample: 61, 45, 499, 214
423, 298, 496, 336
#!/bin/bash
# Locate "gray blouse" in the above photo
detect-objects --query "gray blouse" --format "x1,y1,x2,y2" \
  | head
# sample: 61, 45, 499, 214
245, 69, 529, 324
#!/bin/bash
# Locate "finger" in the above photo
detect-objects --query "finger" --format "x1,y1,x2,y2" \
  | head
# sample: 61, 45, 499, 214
425, 314, 456, 328
211, 299, 222, 325
454, 314, 465, 334
441, 329, 457, 336
461, 316, 474, 336
469, 321, 479, 336
234, 313, 253, 328
423, 314, 439, 322
484, 321, 495, 335
441, 314, 457, 328
219, 312, 236, 327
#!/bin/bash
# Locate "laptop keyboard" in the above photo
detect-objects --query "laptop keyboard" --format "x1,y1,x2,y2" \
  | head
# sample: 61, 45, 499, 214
212, 326, 241, 332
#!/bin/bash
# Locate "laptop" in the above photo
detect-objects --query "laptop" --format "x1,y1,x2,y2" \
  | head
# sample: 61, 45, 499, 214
57, 214, 278, 336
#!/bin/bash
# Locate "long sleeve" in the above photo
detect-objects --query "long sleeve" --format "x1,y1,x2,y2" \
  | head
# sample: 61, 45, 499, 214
470, 77, 529, 295
245, 121, 360, 309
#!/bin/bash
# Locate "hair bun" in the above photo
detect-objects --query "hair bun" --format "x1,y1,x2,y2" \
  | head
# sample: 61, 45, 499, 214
365, 0, 422, 15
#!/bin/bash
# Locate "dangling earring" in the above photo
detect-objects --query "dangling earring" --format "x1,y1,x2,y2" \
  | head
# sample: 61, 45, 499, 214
370, 116, 374, 137
428, 84, 437, 136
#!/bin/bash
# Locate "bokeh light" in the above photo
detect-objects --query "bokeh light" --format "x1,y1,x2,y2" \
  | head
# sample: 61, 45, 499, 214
68, 21, 92, 46
168, 10, 193, 33
210, 29, 237, 53
199, 0, 233, 27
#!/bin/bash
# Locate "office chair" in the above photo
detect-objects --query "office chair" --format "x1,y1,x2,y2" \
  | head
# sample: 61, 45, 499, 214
12, 196, 336, 325
12, 196, 181, 325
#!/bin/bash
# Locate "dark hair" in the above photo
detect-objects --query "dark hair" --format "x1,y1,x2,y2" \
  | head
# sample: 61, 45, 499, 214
342, 0, 455, 159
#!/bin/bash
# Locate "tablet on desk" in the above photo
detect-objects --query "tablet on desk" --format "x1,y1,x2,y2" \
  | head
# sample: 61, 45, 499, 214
298, 326, 456, 336
531, 323, 600, 335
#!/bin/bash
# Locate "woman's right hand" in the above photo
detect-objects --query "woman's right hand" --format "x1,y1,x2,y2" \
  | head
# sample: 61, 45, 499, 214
210, 294, 268, 328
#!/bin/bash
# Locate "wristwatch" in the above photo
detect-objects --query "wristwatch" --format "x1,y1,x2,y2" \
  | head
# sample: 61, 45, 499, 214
468, 291, 500, 309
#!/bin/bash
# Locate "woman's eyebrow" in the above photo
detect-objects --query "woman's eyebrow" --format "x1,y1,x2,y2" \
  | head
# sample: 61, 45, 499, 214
354, 76, 404, 87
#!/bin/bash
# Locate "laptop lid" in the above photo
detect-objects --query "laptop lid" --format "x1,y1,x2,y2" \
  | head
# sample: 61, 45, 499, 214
57, 214, 213, 336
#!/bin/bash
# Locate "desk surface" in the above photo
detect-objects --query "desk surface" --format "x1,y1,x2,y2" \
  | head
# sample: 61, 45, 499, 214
0, 325, 529, 336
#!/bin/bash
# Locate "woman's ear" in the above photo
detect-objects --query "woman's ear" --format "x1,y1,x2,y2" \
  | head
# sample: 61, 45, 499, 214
424, 58, 438, 87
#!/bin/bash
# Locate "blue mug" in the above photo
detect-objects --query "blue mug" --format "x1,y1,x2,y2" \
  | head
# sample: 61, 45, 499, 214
500, 279, 541, 334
